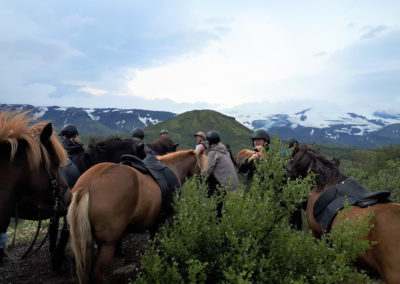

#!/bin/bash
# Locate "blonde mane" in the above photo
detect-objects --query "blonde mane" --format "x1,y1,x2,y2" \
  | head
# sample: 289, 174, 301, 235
0, 110, 67, 170
235, 149, 254, 165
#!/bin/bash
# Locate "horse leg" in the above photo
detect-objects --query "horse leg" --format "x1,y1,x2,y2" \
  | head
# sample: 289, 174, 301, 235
92, 243, 116, 283
51, 216, 70, 272
48, 215, 59, 254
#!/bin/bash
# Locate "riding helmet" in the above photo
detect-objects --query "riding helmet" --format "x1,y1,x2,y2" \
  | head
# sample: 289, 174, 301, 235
132, 127, 145, 139
194, 131, 206, 140
160, 129, 168, 134
206, 130, 220, 144
251, 129, 270, 144
287, 137, 299, 148
59, 124, 79, 138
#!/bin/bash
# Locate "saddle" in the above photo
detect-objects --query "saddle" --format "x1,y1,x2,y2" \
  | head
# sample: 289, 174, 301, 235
313, 178, 391, 231
120, 154, 179, 214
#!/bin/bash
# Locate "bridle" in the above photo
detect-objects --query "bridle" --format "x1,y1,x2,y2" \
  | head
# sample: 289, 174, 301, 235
11, 149, 69, 259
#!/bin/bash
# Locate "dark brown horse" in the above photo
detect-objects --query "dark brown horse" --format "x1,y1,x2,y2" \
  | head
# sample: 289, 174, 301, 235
145, 136, 179, 156
0, 111, 71, 264
289, 145, 400, 283
67, 149, 207, 283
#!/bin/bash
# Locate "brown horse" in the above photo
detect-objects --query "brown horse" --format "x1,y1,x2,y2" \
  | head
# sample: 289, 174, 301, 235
67, 149, 208, 283
145, 136, 179, 155
0, 111, 71, 263
289, 145, 400, 283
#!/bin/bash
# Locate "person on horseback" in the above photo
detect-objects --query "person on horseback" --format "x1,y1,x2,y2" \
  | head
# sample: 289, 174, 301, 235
59, 124, 84, 159
132, 127, 145, 142
194, 131, 206, 151
237, 129, 270, 190
205, 131, 239, 193
160, 129, 169, 138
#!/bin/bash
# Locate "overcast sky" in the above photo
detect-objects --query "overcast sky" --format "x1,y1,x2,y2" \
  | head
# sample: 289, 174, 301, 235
0, 1, 399, 116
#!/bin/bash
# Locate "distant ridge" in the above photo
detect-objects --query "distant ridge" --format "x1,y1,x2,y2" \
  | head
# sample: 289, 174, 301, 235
1, 104, 399, 148
0, 104, 175, 136
144, 109, 253, 153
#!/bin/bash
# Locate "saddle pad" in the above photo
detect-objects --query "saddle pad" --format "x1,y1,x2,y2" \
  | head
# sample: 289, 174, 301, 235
313, 178, 391, 231
120, 154, 179, 214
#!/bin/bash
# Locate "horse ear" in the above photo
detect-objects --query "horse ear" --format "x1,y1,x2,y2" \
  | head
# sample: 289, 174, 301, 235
173, 144, 179, 151
40, 123, 53, 145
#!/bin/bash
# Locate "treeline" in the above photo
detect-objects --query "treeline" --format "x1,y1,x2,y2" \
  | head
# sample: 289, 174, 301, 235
339, 144, 400, 202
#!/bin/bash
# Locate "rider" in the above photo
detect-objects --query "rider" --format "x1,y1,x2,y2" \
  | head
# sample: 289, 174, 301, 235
160, 129, 169, 138
194, 131, 206, 151
132, 127, 145, 143
205, 131, 239, 193
237, 129, 271, 190
59, 124, 84, 159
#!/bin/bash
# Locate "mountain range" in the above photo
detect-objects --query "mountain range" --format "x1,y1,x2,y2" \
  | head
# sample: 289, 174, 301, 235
1, 104, 399, 148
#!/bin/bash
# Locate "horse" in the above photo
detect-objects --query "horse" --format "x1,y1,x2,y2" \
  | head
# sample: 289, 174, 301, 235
289, 144, 400, 283
51, 135, 178, 269
0, 110, 71, 264
145, 136, 179, 156
70, 136, 178, 175
67, 149, 208, 283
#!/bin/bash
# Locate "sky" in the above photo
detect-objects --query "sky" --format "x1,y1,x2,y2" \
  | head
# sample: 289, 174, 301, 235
0, 0, 399, 116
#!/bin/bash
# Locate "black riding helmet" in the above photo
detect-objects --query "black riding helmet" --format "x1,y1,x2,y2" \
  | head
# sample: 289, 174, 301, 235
206, 130, 220, 145
132, 127, 145, 139
251, 129, 270, 144
59, 124, 79, 138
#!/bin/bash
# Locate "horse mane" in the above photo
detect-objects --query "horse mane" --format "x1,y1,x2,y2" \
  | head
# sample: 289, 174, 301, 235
146, 137, 177, 155
0, 110, 67, 170
87, 137, 134, 154
158, 149, 194, 162
235, 149, 254, 165
291, 144, 347, 191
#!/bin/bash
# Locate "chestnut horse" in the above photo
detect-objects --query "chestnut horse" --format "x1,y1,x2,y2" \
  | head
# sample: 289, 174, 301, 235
0, 111, 71, 264
67, 149, 208, 283
289, 145, 400, 283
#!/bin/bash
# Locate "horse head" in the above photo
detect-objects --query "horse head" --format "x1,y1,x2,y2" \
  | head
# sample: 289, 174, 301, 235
0, 111, 71, 233
146, 137, 179, 155
234, 149, 255, 165
290, 144, 346, 191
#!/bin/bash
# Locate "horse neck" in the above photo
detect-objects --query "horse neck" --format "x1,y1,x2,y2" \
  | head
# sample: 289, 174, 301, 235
159, 152, 196, 184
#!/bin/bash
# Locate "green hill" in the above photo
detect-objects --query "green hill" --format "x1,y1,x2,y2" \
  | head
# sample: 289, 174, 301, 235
142, 109, 253, 154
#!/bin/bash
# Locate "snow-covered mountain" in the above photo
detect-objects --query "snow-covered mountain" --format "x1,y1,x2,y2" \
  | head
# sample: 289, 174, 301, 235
0, 104, 176, 136
1, 104, 399, 147
223, 108, 400, 148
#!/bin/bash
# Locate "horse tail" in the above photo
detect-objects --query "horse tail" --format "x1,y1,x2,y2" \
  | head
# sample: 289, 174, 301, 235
67, 192, 93, 284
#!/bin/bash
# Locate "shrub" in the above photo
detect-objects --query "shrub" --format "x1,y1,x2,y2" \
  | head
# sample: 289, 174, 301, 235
135, 138, 372, 283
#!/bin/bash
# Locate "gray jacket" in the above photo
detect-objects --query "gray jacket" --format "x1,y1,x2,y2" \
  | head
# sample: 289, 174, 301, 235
205, 143, 239, 191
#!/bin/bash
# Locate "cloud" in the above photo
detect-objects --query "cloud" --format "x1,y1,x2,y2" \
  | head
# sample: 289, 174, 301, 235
360, 25, 390, 40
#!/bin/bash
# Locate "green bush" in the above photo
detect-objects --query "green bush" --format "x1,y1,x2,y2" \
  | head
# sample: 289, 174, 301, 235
134, 138, 372, 283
